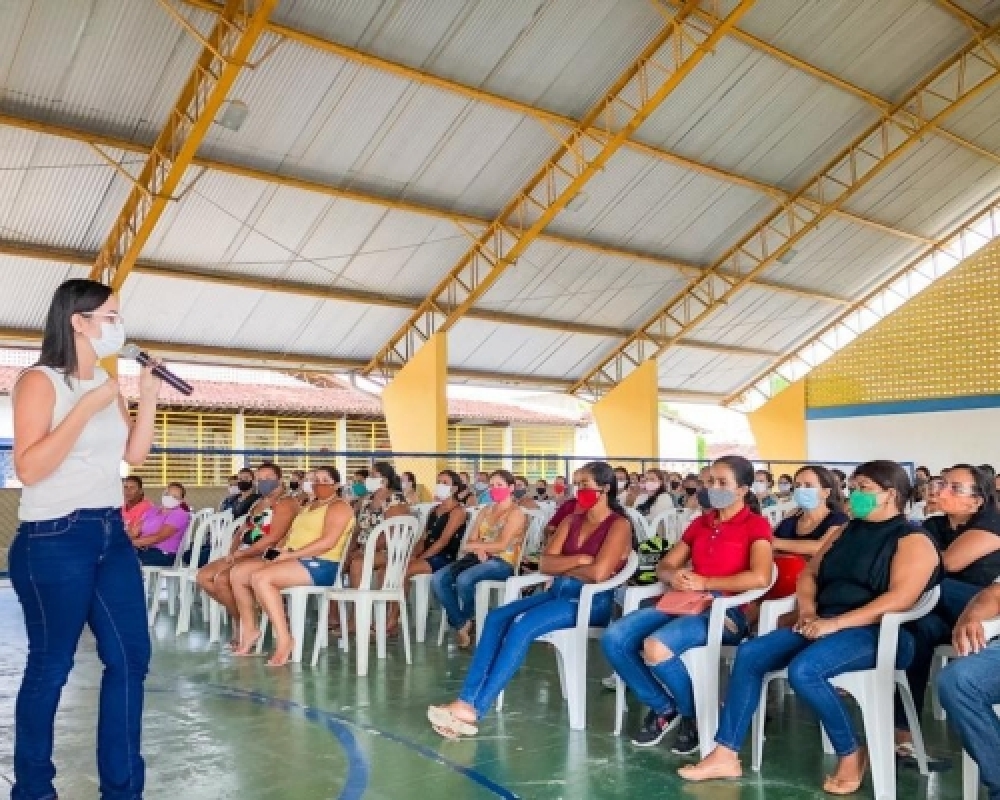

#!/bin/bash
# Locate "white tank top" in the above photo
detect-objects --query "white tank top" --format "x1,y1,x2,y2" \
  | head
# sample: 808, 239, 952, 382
18, 366, 129, 522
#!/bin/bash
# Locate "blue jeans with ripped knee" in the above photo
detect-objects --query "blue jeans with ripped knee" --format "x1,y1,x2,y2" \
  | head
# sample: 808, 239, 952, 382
601, 605, 747, 719
9, 507, 150, 800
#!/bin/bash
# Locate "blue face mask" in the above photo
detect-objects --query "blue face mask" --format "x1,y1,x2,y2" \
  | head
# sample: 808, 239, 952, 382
793, 486, 822, 511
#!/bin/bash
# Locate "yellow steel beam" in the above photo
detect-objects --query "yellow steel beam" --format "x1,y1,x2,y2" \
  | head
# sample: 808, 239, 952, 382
0, 110, 850, 307
363, 0, 761, 378
180, 0, 940, 246
571, 24, 1000, 400
90, 0, 277, 289
725, 194, 1000, 409
937, 0, 989, 31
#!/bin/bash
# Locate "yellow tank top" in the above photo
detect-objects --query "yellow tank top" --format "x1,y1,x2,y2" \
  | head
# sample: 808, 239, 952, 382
286, 501, 354, 563
476, 506, 522, 566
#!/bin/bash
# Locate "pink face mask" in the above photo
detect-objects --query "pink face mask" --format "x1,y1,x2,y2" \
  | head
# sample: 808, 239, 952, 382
489, 485, 512, 503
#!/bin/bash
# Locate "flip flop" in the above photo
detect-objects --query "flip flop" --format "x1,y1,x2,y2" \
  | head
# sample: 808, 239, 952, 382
427, 705, 478, 737
431, 721, 461, 740
823, 748, 868, 796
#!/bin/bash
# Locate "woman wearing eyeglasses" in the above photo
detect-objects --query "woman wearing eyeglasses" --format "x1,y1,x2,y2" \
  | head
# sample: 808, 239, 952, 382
894, 463, 1000, 762
9, 280, 162, 799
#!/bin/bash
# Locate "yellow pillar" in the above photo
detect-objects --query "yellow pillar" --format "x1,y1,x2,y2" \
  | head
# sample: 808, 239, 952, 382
592, 360, 659, 459
381, 333, 448, 492
747, 379, 807, 468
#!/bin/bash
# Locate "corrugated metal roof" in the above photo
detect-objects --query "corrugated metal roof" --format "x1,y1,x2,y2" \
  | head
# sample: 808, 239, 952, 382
0, 255, 78, 329
657, 348, 772, 395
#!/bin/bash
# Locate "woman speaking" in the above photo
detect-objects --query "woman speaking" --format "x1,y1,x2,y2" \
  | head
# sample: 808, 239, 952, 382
9, 279, 161, 800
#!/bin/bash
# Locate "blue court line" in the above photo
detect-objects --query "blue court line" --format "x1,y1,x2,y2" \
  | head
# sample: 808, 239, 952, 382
197, 683, 520, 800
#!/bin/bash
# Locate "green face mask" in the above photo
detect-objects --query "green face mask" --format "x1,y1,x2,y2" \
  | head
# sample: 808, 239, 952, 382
849, 490, 880, 519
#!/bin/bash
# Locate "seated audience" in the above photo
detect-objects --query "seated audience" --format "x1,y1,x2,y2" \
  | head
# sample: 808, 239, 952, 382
773, 466, 848, 557
513, 476, 539, 509
680, 460, 941, 791
287, 470, 306, 500
349, 468, 371, 504
601, 455, 772, 755
666, 472, 685, 506
344, 461, 409, 588
895, 464, 1000, 759
431, 470, 527, 648
457, 472, 474, 505
630, 469, 675, 519
552, 476, 572, 505
776, 474, 793, 502
195, 462, 300, 645
122, 475, 153, 530
753, 469, 777, 508
221, 467, 260, 518
534, 478, 551, 503
469, 471, 491, 506
831, 468, 848, 494
614, 466, 631, 495
401, 470, 423, 505
679, 474, 701, 511
427, 461, 631, 738
937, 582, 1000, 800
231, 466, 353, 666
130, 482, 192, 567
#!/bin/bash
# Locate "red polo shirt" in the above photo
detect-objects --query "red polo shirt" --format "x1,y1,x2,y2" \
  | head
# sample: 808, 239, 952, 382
682, 506, 772, 577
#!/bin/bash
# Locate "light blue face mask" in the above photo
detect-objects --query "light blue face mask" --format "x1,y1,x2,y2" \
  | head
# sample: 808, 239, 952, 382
793, 486, 821, 511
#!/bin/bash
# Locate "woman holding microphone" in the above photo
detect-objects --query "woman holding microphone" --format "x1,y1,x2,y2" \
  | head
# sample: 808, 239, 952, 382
9, 279, 161, 800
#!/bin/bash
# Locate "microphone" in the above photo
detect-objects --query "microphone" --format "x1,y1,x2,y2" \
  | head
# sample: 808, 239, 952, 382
121, 344, 193, 396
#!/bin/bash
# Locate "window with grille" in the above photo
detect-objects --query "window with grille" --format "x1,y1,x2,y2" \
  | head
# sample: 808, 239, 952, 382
344, 419, 391, 476
244, 416, 339, 471
511, 426, 575, 480
130, 411, 233, 487
447, 425, 505, 475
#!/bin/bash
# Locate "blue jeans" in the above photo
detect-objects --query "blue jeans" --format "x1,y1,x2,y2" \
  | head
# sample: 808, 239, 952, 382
8, 508, 150, 800
432, 557, 514, 629
938, 641, 1000, 800
715, 625, 915, 756
459, 576, 613, 717
896, 577, 982, 728
601, 605, 747, 719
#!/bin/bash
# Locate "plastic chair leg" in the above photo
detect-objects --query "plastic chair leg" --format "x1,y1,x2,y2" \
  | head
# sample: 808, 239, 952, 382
354, 600, 373, 677
312, 596, 331, 667
963, 750, 979, 800
288, 592, 308, 664
413, 579, 430, 643
614, 677, 627, 737
398, 596, 412, 665
751, 674, 777, 772
897, 675, 930, 776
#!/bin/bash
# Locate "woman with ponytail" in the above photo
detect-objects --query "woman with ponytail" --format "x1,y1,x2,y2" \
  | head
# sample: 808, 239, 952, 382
602, 455, 774, 756
427, 461, 632, 738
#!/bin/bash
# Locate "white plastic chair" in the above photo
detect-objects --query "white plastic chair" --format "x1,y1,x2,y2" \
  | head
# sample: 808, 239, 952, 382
750, 589, 940, 800
473, 509, 545, 643
411, 502, 438, 531
145, 508, 210, 626
312, 515, 420, 675
174, 510, 219, 635
207, 515, 245, 644
493, 552, 639, 730
650, 508, 683, 545
612, 566, 776, 759
960, 617, 1000, 800
624, 506, 654, 543
762, 505, 784, 529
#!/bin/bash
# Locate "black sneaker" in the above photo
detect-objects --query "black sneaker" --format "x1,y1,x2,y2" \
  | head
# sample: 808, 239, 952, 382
671, 717, 700, 756
631, 709, 679, 747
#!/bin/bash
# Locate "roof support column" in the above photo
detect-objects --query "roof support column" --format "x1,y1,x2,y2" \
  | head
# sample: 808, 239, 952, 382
746, 380, 807, 465
381, 332, 448, 492
592, 360, 659, 462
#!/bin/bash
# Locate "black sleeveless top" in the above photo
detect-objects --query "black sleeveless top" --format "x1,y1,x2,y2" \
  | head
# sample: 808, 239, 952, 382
817, 515, 941, 617
425, 506, 465, 560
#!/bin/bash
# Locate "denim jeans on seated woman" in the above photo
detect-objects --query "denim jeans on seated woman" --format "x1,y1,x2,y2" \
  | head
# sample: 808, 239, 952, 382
714, 625, 915, 757
432, 556, 514, 629
9, 507, 150, 800
459, 576, 614, 718
601, 604, 748, 719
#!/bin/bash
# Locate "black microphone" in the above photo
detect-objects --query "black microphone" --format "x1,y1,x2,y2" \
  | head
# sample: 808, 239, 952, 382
121, 343, 193, 396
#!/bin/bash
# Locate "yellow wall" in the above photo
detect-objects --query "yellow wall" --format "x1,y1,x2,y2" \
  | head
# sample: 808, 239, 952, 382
592, 360, 659, 457
381, 333, 448, 489
747, 379, 807, 464
807, 238, 1000, 408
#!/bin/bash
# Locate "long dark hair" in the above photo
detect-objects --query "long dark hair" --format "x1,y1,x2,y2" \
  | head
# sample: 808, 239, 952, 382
852, 460, 910, 513
438, 469, 463, 498
579, 460, 626, 518
947, 463, 997, 510
714, 455, 761, 514
795, 465, 846, 513
37, 279, 113, 379
373, 461, 402, 492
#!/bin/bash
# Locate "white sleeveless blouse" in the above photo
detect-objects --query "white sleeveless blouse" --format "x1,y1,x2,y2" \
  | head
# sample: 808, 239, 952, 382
18, 366, 129, 522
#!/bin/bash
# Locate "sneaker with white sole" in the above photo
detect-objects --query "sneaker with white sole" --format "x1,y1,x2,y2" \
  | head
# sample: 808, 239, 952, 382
631, 709, 679, 747
671, 717, 700, 756
601, 673, 617, 691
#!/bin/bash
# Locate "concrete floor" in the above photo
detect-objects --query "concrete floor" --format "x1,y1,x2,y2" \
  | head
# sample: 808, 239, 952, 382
0, 587, 971, 799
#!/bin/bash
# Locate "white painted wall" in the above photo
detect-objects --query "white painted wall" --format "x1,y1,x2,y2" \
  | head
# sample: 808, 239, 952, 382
0, 396, 12, 439
807, 407, 1000, 473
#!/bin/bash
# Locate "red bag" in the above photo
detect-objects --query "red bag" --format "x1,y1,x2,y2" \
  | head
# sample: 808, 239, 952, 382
655, 590, 714, 616
763, 554, 807, 601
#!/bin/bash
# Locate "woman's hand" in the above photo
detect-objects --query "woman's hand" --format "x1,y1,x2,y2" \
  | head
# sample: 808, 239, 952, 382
138, 361, 163, 399
671, 570, 707, 591
795, 616, 839, 639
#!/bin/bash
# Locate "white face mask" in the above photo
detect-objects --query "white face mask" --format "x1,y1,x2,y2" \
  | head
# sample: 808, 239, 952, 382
89, 320, 126, 359
227, 486, 240, 496
617, 480, 627, 491
301, 480, 314, 494
401, 479, 412, 491
161, 495, 181, 509
365, 476, 383, 493
433, 483, 453, 500
752, 481, 768, 494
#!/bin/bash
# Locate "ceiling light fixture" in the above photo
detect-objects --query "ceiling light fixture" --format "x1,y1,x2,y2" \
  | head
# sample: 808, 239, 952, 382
215, 99, 249, 132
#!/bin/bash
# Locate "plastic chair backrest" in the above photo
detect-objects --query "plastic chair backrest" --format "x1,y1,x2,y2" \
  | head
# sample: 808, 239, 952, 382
411, 502, 438, 533
359, 515, 420, 592
210, 514, 243, 560
763, 506, 783, 529
651, 508, 682, 544
521, 509, 548, 557
624, 506, 653, 543
185, 511, 214, 566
